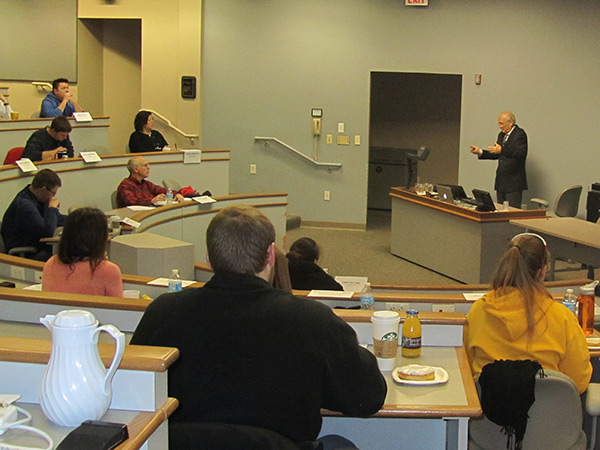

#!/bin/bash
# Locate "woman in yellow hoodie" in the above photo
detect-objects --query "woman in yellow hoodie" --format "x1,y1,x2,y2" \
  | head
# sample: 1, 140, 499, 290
464, 233, 592, 394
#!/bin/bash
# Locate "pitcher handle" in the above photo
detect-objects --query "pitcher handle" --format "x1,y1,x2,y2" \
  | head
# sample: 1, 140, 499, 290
95, 324, 126, 396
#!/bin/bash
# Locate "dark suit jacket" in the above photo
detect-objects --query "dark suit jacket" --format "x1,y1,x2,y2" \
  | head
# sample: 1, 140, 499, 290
479, 125, 528, 193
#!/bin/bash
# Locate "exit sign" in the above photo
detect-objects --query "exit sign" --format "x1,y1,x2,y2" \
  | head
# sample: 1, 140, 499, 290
406, 0, 428, 5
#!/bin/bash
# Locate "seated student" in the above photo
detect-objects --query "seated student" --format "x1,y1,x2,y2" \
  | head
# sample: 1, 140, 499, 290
1, 169, 66, 262
116, 156, 184, 207
286, 237, 344, 291
42, 208, 123, 297
0, 93, 13, 119
40, 78, 83, 118
22, 116, 74, 161
464, 232, 592, 394
129, 111, 169, 153
131, 205, 385, 450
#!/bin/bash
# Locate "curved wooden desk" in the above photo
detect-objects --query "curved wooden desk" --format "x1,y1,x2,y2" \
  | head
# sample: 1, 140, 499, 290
0, 336, 179, 450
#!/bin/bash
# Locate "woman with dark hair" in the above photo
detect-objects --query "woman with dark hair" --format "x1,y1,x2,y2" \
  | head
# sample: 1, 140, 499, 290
464, 232, 591, 393
285, 237, 343, 291
42, 208, 124, 297
128, 110, 169, 153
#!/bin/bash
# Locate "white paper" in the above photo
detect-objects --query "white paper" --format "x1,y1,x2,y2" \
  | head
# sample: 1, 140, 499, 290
307, 290, 355, 298
463, 292, 487, 302
334, 276, 368, 292
182, 149, 202, 164
147, 277, 197, 288
127, 205, 154, 211
22, 284, 42, 291
122, 217, 141, 228
193, 195, 216, 204
73, 111, 93, 122
16, 158, 37, 173
80, 151, 102, 162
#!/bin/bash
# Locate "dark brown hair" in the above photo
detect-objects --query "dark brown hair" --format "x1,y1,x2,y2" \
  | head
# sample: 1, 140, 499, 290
58, 208, 109, 274
287, 237, 319, 262
134, 110, 152, 132
206, 205, 275, 275
31, 169, 61, 190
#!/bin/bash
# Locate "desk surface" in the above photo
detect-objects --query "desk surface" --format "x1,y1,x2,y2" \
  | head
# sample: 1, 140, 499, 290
0, 399, 178, 450
323, 346, 481, 419
511, 217, 600, 249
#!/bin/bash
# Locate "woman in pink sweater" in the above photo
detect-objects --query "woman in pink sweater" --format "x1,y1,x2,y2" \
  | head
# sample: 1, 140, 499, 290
43, 208, 123, 297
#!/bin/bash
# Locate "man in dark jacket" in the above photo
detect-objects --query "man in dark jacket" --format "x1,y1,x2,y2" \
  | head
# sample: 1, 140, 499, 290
131, 205, 386, 450
22, 116, 74, 162
470, 111, 528, 208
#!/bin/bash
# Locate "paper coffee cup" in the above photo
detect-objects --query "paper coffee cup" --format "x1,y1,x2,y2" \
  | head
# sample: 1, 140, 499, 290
10, 112, 19, 120
123, 290, 140, 299
371, 310, 400, 371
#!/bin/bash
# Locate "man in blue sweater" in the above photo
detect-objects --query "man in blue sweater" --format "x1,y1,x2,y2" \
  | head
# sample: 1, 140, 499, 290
40, 78, 83, 118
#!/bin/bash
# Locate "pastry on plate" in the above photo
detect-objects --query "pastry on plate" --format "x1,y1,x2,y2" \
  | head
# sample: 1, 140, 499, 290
396, 364, 435, 381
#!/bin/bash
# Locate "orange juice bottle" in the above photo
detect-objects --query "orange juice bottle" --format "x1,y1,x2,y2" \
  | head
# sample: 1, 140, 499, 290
578, 281, 598, 335
402, 309, 422, 357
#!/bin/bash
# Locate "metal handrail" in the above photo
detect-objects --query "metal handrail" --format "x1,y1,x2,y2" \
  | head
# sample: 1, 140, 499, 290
144, 109, 199, 145
254, 136, 342, 170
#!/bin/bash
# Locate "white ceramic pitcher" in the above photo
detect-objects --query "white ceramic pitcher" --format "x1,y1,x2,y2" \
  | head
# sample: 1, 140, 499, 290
40, 309, 125, 427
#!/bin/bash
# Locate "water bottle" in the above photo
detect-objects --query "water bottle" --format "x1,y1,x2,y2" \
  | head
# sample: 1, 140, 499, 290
562, 288, 577, 315
168, 269, 182, 292
165, 189, 174, 205
360, 282, 374, 310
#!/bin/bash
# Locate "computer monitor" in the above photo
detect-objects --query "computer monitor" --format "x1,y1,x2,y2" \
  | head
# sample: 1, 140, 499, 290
472, 189, 496, 212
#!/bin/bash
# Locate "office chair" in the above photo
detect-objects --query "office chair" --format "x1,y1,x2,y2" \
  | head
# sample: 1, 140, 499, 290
469, 369, 586, 450
163, 179, 182, 192
0, 221, 38, 258
3, 147, 25, 165
530, 185, 583, 217
111, 191, 119, 209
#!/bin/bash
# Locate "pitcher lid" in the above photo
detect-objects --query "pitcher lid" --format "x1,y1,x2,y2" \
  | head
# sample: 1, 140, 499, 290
53, 310, 97, 328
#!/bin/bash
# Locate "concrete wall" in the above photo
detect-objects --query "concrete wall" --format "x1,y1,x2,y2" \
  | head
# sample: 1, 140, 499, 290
201, 0, 600, 225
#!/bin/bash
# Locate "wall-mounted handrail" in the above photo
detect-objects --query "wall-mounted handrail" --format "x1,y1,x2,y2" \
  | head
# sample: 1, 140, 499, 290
32, 82, 52, 91
143, 109, 199, 145
254, 136, 342, 170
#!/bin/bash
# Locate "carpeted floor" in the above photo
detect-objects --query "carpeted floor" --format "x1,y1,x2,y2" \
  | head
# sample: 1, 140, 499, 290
285, 209, 591, 286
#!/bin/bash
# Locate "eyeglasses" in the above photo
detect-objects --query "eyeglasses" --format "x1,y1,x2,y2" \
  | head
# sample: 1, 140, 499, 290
45, 187, 58, 197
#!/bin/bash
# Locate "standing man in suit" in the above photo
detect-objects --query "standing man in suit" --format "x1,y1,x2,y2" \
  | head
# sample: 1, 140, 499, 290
470, 111, 528, 208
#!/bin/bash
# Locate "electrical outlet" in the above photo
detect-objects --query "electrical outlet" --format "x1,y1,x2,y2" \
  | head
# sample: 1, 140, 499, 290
10, 266, 24, 280
250, 164, 256, 174
324, 190, 331, 201
34, 270, 43, 283
354, 135, 361, 145
433, 304, 455, 313
326, 134, 333, 144
385, 302, 410, 312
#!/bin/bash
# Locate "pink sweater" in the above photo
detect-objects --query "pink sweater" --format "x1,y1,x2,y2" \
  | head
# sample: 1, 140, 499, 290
42, 256, 124, 297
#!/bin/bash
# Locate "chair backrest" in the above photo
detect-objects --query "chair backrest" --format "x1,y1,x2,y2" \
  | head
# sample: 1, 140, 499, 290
163, 178, 182, 191
4, 147, 24, 165
554, 185, 583, 217
469, 369, 586, 450
111, 191, 119, 209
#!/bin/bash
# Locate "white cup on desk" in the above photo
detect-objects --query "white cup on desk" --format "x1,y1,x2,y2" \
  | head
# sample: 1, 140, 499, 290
371, 311, 400, 371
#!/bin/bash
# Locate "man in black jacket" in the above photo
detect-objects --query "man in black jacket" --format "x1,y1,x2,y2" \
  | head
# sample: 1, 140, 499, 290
131, 205, 386, 450
470, 111, 528, 208
22, 116, 74, 162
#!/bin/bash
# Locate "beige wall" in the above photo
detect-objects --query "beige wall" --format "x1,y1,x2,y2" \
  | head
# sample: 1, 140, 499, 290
78, 0, 202, 146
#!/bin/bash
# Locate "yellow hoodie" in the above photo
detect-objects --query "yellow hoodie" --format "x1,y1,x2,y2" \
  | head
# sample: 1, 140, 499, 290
465, 287, 592, 394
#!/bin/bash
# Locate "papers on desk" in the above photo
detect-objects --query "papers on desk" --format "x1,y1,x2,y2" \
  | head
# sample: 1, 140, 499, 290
307, 290, 355, 298
127, 206, 155, 211
463, 292, 486, 302
23, 284, 42, 291
16, 158, 37, 173
80, 151, 102, 163
334, 276, 368, 292
193, 196, 216, 204
147, 277, 196, 288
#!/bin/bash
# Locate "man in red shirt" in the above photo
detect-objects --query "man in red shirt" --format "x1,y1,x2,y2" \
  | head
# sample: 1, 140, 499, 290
116, 156, 184, 207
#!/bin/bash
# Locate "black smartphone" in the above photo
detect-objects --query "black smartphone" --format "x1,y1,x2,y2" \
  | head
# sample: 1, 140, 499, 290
56, 420, 128, 450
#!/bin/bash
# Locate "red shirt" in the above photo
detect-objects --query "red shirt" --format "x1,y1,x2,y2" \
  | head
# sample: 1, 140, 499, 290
116, 175, 168, 207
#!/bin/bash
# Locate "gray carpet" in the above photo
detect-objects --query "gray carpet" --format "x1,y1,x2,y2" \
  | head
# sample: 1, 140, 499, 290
285, 209, 590, 286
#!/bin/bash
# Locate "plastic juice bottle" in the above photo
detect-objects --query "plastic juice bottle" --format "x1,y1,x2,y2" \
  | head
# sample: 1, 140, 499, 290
578, 281, 598, 335
402, 309, 422, 357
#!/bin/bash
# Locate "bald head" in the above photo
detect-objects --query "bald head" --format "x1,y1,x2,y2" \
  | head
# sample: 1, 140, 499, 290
498, 111, 516, 134
127, 156, 150, 180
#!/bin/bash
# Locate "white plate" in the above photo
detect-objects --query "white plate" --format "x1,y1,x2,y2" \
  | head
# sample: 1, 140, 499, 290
392, 366, 449, 386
